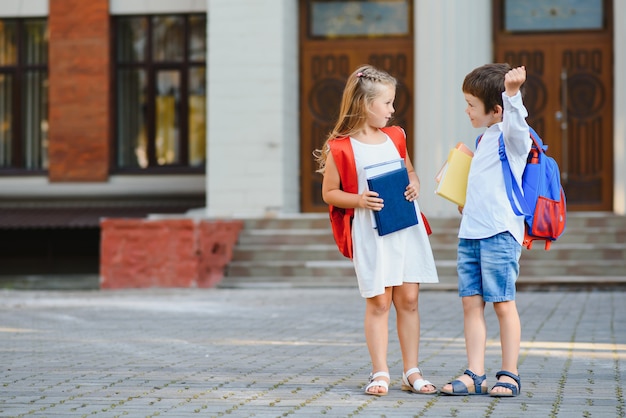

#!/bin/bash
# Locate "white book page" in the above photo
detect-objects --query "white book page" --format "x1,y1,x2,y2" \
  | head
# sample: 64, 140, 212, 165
364, 159, 405, 179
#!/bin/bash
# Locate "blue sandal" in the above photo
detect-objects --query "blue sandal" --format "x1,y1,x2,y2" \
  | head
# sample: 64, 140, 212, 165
490, 370, 521, 397
440, 369, 488, 395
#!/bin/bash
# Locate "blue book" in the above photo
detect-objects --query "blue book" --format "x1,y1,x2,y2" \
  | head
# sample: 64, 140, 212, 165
365, 159, 419, 236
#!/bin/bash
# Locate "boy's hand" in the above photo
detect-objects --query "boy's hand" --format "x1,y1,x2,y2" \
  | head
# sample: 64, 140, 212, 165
504, 66, 526, 97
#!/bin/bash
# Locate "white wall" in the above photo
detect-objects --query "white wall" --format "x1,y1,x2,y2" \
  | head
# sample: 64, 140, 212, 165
110, 0, 206, 14
0, 175, 205, 198
0, 0, 47, 16
206, 0, 299, 217
613, 0, 626, 215
414, 0, 492, 217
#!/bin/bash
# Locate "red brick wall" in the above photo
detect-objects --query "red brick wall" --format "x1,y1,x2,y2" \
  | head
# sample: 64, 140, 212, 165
48, 0, 110, 181
100, 218, 244, 289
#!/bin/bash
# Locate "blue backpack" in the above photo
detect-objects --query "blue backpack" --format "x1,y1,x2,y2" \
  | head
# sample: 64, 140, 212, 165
477, 127, 567, 250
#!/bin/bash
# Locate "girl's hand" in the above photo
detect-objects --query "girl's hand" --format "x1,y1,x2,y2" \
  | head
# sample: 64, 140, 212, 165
360, 191, 384, 211
404, 182, 420, 202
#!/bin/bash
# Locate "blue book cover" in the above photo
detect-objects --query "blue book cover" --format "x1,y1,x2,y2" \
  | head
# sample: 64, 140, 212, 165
366, 165, 419, 236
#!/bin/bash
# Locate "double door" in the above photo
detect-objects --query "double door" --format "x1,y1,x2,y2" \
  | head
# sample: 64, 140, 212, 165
299, 0, 414, 213
494, 0, 613, 211
299, 0, 614, 212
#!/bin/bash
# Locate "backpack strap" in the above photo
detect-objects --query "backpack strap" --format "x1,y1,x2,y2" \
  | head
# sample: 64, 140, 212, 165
329, 137, 358, 197
476, 130, 533, 217
328, 137, 356, 258
381, 126, 407, 159
498, 134, 531, 216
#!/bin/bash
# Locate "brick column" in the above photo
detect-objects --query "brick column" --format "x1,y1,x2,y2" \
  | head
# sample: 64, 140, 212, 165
48, 0, 110, 181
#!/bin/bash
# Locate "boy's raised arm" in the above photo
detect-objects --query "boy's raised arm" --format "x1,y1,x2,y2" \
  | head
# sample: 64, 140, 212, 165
504, 66, 526, 97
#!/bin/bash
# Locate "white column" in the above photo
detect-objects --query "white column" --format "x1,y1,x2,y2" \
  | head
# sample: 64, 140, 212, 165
206, 0, 299, 217
414, 0, 492, 217
613, 0, 626, 215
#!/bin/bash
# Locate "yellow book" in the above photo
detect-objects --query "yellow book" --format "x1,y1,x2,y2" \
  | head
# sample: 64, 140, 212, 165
435, 143, 474, 206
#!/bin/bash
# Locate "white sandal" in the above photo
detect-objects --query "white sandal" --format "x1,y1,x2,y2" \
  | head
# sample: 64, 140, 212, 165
364, 371, 390, 396
401, 367, 437, 394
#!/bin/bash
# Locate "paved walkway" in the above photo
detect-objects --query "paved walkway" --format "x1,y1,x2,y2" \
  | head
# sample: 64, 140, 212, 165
0, 287, 624, 417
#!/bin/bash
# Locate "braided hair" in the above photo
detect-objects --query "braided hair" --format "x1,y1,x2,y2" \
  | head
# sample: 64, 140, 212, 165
314, 65, 397, 173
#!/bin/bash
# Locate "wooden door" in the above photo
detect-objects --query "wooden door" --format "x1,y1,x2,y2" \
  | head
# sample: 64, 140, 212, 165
494, 0, 613, 211
299, 0, 414, 213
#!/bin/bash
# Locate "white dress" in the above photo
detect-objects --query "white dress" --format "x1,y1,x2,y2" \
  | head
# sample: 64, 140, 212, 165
350, 137, 439, 298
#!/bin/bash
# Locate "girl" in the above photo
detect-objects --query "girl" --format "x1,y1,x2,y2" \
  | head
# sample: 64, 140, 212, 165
314, 65, 439, 396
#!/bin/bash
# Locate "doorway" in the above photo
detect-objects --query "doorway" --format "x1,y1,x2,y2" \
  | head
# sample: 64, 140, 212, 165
493, 0, 614, 211
299, 0, 414, 213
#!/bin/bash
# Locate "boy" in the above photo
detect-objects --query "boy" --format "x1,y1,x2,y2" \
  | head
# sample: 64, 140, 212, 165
440, 64, 531, 397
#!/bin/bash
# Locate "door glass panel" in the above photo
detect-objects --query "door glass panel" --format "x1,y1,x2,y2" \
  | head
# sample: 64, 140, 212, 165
0, 73, 12, 167
116, 17, 146, 63
23, 19, 47, 65
117, 69, 147, 168
188, 67, 206, 167
189, 15, 206, 62
0, 21, 16, 65
22, 70, 48, 169
310, 0, 409, 38
504, 0, 604, 32
152, 16, 184, 62
155, 70, 180, 165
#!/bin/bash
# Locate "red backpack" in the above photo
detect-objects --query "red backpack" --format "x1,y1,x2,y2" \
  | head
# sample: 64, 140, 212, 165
328, 126, 430, 258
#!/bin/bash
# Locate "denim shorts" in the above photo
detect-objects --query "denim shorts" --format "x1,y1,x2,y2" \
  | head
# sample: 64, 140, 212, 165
457, 232, 522, 302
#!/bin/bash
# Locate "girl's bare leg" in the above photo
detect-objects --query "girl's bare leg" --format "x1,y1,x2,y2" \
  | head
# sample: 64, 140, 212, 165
364, 288, 392, 394
393, 283, 435, 392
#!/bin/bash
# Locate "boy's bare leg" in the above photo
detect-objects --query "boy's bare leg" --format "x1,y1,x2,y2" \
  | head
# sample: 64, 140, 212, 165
442, 295, 487, 391
364, 288, 392, 394
393, 284, 435, 392
491, 300, 521, 394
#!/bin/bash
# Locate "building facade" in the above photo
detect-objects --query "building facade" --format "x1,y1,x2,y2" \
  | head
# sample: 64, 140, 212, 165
1, 0, 624, 276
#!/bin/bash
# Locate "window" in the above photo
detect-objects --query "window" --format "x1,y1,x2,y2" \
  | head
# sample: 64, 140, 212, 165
504, 0, 604, 32
0, 18, 48, 172
114, 14, 206, 170
309, 0, 410, 38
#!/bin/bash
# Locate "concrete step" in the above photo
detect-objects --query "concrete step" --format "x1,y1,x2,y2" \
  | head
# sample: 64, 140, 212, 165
239, 212, 626, 229
232, 242, 626, 262
219, 274, 626, 291
221, 212, 626, 288
237, 227, 626, 245
225, 257, 625, 278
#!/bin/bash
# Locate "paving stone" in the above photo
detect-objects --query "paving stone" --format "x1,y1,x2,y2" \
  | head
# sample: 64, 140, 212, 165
0, 288, 624, 417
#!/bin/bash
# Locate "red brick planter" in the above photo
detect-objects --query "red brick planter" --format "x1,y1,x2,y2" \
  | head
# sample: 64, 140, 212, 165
100, 218, 243, 289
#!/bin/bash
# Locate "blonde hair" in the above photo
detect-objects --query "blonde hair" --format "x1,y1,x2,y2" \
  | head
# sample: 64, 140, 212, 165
313, 64, 397, 173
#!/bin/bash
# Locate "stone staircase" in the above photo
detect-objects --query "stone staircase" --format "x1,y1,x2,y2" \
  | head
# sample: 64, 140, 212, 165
220, 212, 626, 290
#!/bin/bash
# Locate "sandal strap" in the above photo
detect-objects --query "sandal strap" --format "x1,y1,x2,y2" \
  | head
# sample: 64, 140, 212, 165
365, 371, 390, 393
404, 367, 423, 380
410, 378, 434, 391
495, 370, 521, 390
464, 369, 487, 386
404, 367, 434, 391
370, 371, 390, 381
491, 381, 518, 394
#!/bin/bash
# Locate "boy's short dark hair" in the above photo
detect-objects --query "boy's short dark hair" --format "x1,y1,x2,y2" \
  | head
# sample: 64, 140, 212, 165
462, 63, 512, 113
